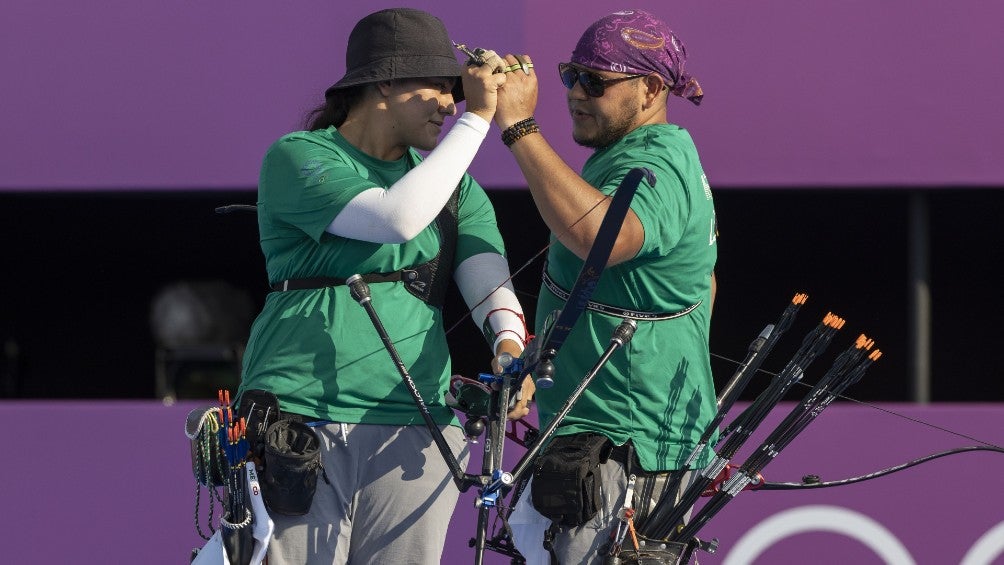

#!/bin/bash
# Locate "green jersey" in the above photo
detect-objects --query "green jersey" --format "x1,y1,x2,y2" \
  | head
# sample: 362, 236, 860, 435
239, 127, 506, 425
536, 123, 719, 471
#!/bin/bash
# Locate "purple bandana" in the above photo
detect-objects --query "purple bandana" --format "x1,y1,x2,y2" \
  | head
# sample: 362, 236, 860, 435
571, 9, 703, 105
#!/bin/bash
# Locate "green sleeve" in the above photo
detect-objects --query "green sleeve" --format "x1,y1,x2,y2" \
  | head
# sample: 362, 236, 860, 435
594, 159, 688, 260
259, 134, 377, 243
453, 174, 507, 267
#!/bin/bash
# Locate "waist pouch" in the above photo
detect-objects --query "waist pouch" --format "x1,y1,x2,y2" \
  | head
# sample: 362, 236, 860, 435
237, 389, 281, 461
188, 389, 281, 488
261, 419, 322, 516
531, 433, 612, 527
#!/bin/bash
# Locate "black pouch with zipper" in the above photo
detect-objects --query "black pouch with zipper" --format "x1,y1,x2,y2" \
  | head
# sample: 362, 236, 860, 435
531, 433, 612, 526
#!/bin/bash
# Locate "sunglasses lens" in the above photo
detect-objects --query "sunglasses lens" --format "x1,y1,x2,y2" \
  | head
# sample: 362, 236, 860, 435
558, 65, 578, 90
558, 63, 608, 97
580, 72, 605, 97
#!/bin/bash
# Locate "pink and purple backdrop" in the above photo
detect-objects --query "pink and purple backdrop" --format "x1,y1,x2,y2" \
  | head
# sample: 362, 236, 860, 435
2, 0, 1003, 190
1, 401, 1001, 564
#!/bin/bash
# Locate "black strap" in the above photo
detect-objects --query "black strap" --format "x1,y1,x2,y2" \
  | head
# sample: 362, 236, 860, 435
270, 186, 461, 309
424, 184, 460, 308
271, 271, 402, 292
543, 522, 561, 565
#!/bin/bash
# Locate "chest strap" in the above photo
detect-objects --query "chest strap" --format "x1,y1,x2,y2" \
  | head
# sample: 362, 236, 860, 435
271, 186, 460, 309
541, 268, 700, 321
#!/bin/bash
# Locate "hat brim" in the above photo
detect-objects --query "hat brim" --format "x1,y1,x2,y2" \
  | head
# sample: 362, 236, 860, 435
325, 55, 465, 102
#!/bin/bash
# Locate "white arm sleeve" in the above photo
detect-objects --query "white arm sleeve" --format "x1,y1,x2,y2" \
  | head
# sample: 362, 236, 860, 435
325, 112, 491, 243
455, 252, 528, 354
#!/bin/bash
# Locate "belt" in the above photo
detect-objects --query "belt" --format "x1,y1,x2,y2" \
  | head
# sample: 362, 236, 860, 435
281, 412, 330, 426
271, 271, 414, 292
607, 441, 668, 476
541, 270, 700, 321
607, 441, 643, 469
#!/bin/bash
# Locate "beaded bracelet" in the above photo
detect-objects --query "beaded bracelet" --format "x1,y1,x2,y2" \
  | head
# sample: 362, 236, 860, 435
501, 117, 540, 147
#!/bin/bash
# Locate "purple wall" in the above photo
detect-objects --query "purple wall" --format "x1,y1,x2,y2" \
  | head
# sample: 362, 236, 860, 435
2, 401, 1002, 564
3, 1, 1003, 190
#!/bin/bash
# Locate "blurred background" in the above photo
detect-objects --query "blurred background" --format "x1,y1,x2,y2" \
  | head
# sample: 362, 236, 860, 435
2, 187, 1000, 403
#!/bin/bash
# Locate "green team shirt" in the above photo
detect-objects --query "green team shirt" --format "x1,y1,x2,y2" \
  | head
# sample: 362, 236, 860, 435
536, 124, 718, 472
238, 126, 506, 426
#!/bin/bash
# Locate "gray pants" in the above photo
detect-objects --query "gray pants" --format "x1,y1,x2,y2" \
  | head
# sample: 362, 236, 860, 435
266, 423, 470, 565
510, 457, 694, 565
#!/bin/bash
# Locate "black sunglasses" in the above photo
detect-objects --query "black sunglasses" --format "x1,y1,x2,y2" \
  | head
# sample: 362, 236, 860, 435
558, 62, 647, 97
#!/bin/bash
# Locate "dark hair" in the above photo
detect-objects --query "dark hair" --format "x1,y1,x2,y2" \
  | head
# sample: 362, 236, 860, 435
303, 85, 367, 131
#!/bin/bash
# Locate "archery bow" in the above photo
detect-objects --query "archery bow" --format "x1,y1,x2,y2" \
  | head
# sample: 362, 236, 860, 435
670, 335, 881, 543
642, 312, 846, 539
467, 167, 650, 565
633, 293, 806, 533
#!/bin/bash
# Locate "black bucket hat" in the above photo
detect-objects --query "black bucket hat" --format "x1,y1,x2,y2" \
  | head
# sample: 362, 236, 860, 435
325, 8, 465, 102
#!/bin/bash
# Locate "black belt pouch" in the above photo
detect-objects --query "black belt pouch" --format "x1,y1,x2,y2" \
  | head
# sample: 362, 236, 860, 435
261, 419, 322, 516
531, 433, 612, 527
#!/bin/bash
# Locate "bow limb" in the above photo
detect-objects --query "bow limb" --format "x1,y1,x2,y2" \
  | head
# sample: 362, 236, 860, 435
753, 445, 1004, 491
